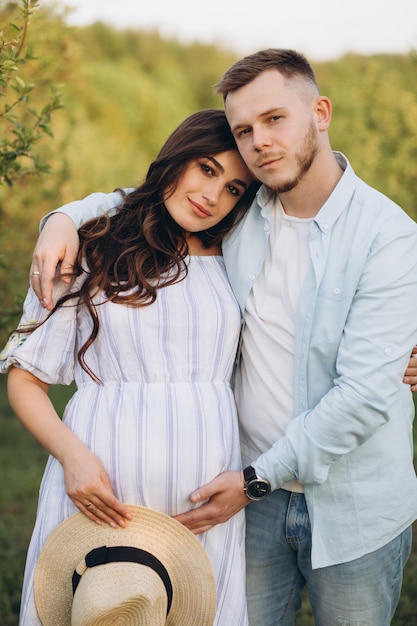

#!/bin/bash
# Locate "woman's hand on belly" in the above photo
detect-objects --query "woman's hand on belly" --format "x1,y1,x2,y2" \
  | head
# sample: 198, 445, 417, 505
62, 445, 133, 528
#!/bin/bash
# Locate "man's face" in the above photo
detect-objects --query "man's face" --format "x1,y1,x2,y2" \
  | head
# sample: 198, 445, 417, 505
225, 69, 320, 193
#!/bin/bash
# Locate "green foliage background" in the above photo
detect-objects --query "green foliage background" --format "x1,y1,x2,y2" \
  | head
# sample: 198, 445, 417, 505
0, 2, 417, 624
0, 3, 417, 343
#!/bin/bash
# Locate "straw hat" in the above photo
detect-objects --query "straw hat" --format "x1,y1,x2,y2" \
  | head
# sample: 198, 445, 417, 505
34, 505, 216, 626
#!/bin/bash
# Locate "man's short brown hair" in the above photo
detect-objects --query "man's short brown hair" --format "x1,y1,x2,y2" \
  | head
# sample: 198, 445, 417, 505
215, 48, 319, 100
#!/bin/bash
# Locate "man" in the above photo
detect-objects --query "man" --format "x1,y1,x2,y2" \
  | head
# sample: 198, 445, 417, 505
31, 49, 417, 624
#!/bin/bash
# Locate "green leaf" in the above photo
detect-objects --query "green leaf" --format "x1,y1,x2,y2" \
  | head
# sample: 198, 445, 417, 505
14, 75, 25, 89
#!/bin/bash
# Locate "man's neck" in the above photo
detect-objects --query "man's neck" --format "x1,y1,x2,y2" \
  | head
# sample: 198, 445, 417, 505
279, 151, 344, 219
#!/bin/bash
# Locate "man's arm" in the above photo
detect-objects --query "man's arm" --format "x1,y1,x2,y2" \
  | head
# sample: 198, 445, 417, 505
173, 471, 249, 534
175, 229, 417, 532
30, 213, 79, 310
255, 229, 417, 489
403, 345, 417, 392
30, 190, 130, 309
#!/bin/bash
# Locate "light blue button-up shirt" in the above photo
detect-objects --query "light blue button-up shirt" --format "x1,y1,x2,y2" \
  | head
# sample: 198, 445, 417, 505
223, 153, 417, 567
47, 153, 417, 568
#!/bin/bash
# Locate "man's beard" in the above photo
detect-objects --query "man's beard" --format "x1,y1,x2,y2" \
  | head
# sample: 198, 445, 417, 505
270, 121, 319, 194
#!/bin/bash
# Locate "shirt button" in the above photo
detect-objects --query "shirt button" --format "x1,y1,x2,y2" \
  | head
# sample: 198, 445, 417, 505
333, 287, 341, 295
323, 223, 329, 232
384, 348, 392, 356
249, 274, 256, 281
284, 220, 291, 227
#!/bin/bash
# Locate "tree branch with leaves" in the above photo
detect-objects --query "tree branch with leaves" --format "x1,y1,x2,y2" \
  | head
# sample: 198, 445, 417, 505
0, 0, 63, 186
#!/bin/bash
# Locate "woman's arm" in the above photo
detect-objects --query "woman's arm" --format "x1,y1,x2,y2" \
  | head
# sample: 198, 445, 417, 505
7, 366, 132, 527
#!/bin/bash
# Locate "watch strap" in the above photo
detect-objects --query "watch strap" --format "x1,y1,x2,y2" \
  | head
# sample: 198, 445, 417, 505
243, 465, 257, 483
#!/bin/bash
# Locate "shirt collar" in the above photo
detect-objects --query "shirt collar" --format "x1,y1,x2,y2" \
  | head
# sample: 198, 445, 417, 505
313, 152, 356, 233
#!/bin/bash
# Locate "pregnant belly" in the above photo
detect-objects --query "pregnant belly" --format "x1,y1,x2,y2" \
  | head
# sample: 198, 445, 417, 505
63, 381, 240, 515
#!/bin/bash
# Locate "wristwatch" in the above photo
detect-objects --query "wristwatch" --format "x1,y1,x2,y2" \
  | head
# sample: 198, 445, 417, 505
243, 465, 271, 501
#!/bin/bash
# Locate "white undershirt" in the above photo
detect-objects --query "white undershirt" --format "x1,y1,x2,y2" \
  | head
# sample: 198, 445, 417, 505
235, 199, 312, 492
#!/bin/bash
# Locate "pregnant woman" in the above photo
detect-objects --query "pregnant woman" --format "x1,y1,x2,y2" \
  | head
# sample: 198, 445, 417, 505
1, 109, 257, 625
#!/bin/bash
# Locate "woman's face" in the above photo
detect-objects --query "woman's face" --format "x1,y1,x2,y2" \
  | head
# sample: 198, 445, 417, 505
163, 150, 253, 233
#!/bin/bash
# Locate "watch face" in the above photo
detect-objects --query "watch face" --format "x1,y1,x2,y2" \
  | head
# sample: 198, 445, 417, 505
247, 479, 271, 500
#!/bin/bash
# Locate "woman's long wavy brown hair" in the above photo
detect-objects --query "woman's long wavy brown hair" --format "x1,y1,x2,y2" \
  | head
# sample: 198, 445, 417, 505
43, 109, 260, 380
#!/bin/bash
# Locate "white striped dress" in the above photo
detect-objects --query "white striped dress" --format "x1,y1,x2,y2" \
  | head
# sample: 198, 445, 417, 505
1, 256, 248, 625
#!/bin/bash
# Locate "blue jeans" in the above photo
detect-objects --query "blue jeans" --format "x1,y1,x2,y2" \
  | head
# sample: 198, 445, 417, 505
245, 489, 412, 626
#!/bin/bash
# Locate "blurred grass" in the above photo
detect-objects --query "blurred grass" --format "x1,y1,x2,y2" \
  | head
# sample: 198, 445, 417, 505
0, 376, 74, 625
0, 375, 416, 624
